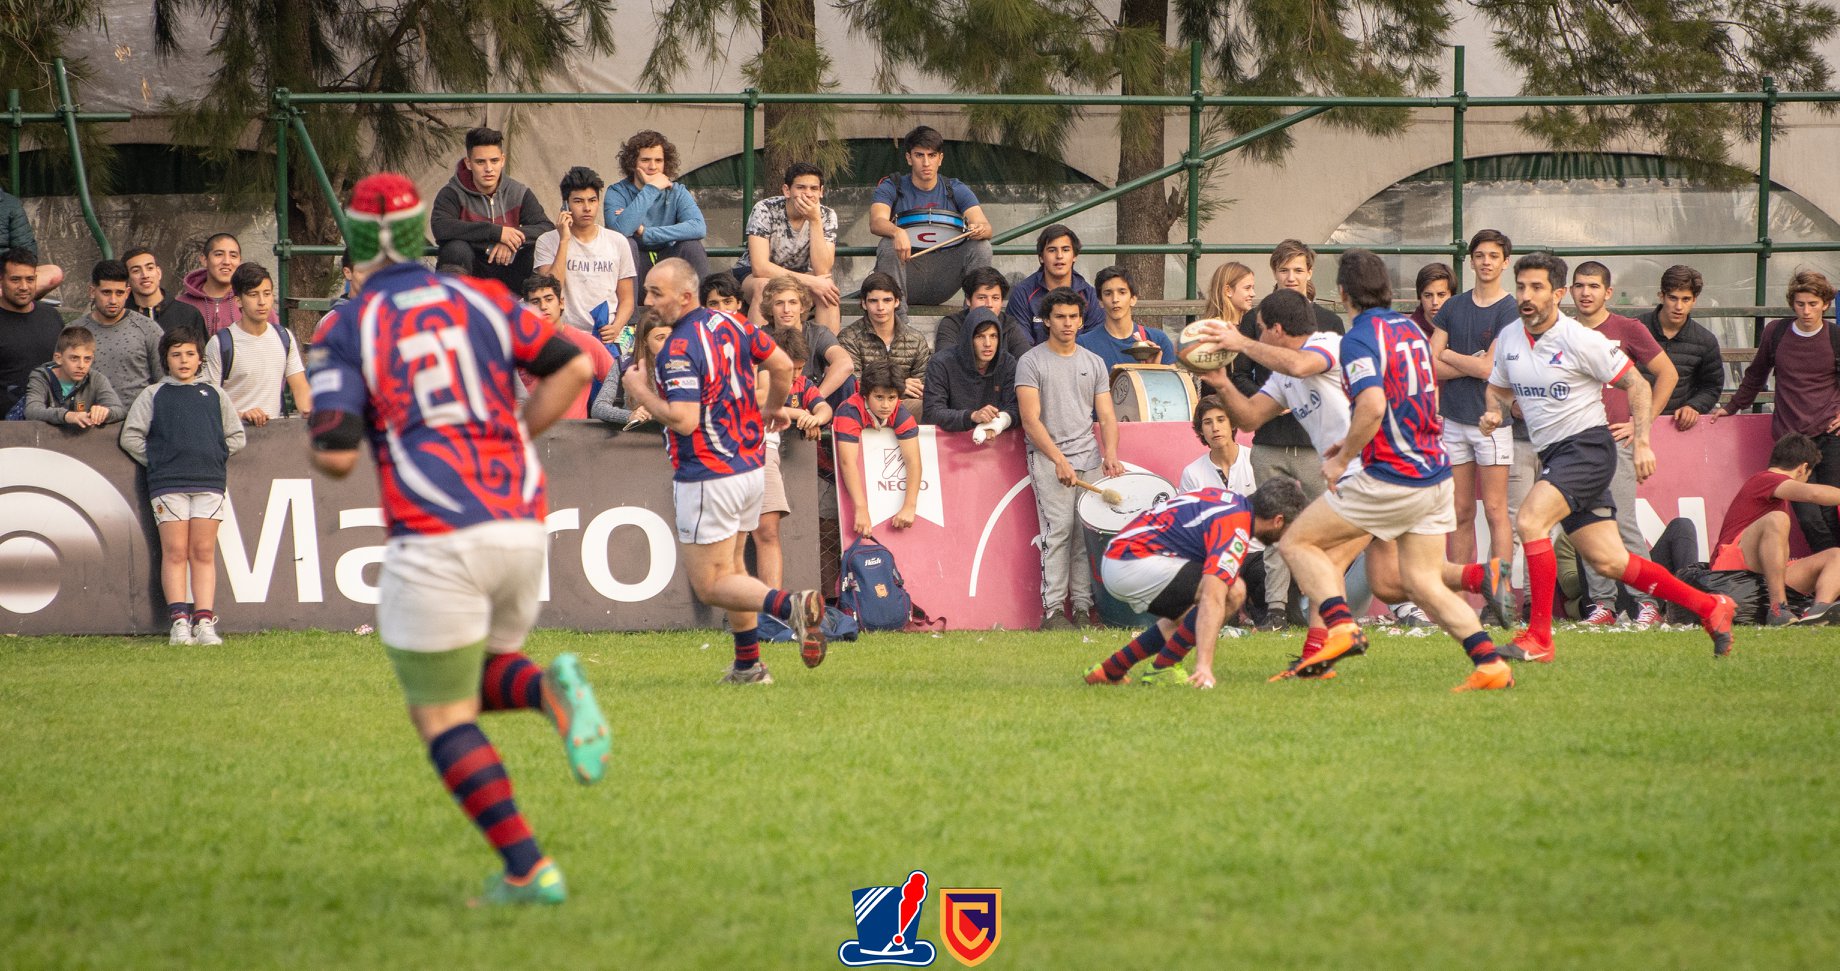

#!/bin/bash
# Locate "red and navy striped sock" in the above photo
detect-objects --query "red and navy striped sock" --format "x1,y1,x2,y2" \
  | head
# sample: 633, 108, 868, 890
168, 602, 192, 622
481, 651, 544, 712
1101, 624, 1166, 681
1319, 597, 1355, 629
428, 722, 543, 878
1462, 630, 1500, 666
762, 589, 795, 621
191, 608, 215, 624
1152, 608, 1199, 668
734, 627, 761, 669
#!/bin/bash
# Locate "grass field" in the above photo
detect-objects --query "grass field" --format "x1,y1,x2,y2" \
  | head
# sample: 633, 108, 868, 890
3, 623, 1837, 970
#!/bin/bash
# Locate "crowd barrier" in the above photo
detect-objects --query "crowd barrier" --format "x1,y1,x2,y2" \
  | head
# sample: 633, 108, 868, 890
0, 421, 820, 635
834, 416, 1779, 630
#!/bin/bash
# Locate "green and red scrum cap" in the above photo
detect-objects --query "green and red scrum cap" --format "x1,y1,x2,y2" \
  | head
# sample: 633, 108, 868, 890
345, 172, 426, 269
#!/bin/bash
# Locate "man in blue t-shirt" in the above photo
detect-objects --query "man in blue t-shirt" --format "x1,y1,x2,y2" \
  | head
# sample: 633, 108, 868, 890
1076, 265, 1175, 370
869, 126, 994, 317
1430, 228, 1519, 619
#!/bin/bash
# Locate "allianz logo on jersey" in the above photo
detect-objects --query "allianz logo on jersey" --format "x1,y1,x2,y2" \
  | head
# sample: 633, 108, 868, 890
1510, 381, 1572, 401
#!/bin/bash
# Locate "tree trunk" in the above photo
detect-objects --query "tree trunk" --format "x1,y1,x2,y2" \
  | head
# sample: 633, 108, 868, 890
272, 0, 335, 334
760, 0, 817, 196
1115, 0, 1178, 316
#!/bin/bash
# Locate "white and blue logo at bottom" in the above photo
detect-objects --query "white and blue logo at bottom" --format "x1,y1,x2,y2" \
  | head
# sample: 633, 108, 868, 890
839, 870, 936, 967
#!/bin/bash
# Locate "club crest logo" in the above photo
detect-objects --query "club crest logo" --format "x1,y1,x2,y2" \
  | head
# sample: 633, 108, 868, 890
839, 871, 936, 966
939, 888, 1002, 967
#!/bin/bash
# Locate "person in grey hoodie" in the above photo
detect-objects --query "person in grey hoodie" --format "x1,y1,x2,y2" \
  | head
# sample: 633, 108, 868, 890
20, 326, 124, 427
72, 258, 165, 403
431, 126, 553, 294
603, 130, 711, 293
922, 306, 1019, 437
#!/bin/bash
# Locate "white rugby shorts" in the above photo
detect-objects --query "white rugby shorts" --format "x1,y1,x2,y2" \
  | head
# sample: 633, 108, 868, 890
1325, 474, 1457, 541
673, 468, 766, 545
1442, 419, 1513, 466
151, 491, 226, 524
377, 519, 548, 653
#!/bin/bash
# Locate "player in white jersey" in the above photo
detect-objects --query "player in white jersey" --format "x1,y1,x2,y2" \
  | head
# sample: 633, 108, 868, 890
1480, 253, 1735, 662
1197, 288, 1512, 677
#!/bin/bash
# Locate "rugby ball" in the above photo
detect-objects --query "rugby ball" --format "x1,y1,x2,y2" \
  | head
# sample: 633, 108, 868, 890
1176, 321, 1235, 373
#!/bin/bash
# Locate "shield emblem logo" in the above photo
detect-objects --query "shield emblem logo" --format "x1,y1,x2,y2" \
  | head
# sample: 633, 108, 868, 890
939, 889, 1001, 967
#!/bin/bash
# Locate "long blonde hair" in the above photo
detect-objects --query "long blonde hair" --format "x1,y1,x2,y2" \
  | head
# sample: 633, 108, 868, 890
1205, 261, 1255, 325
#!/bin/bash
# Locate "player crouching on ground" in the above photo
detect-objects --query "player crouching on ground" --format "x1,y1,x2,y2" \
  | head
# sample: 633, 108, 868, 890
1084, 478, 1307, 689
307, 173, 612, 906
1710, 432, 1840, 624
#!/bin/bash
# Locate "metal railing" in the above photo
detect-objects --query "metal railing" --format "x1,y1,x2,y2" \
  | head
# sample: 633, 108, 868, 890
4, 60, 131, 259
258, 47, 1840, 317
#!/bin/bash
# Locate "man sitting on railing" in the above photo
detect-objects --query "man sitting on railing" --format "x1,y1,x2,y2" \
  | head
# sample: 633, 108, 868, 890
431, 127, 554, 295
735, 162, 841, 334
1637, 264, 1725, 431
868, 125, 993, 320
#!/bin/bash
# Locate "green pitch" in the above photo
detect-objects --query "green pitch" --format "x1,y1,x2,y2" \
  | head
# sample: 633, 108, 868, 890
3, 626, 1837, 970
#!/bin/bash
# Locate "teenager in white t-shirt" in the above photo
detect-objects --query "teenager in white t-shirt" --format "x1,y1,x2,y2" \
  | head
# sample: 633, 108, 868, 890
534, 166, 636, 350
203, 262, 310, 425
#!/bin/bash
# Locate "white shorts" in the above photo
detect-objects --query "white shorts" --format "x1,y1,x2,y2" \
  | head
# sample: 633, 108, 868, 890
377, 519, 548, 653
1442, 420, 1513, 466
151, 491, 226, 524
1325, 474, 1457, 541
1099, 555, 1188, 613
673, 468, 765, 545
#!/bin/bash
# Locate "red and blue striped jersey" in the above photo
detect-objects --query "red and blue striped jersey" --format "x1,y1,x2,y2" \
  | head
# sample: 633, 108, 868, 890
832, 391, 919, 444
1338, 307, 1450, 487
307, 263, 555, 536
654, 307, 778, 482
1103, 488, 1256, 584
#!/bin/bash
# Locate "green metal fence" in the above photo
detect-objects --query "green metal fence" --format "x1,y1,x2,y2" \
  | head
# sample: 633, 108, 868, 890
3, 60, 131, 259
272, 48, 1840, 316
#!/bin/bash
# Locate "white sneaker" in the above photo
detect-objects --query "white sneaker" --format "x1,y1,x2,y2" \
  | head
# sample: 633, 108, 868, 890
168, 618, 194, 645
192, 616, 223, 646
1633, 603, 1662, 627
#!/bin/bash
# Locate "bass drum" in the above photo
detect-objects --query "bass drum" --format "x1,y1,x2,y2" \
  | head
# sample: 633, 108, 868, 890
1110, 364, 1198, 423
1078, 470, 1180, 629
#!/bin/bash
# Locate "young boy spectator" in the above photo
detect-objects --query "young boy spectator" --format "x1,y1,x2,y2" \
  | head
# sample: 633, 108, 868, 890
1009, 224, 1105, 342
1712, 270, 1840, 550
522, 273, 613, 420
119, 327, 246, 646
534, 166, 636, 351
1017, 287, 1126, 630
1570, 261, 1680, 625
1078, 265, 1177, 369
179, 233, 268, 333
604, 130, 711, 291
1179, 395, 1263, 624
736, 162, 841, 333
923, 306, 1019, 439
1710, 433, 1840, 625
124, 247, 207, 337
931, 266, 1031, 362
0, 248, 64, 417
203, 263, 312, 426
21, 326, 123, 428
1637, 264, 1725, 430
869, 125, 994, 317
840, 272, 931, 415
701, 273, 745, 317
1430, 229, 1518, 601
834, 364, 923, 539
432, 127, 554, 294
1409, 262, 1454, 331
73, 259, 165, 405
0, 187, 64, 298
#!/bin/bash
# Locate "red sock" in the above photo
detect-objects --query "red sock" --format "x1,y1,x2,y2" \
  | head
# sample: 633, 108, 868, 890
481, 652, 545, 712
1621, 555, 1715, 618
1460, 563, 1485, 594
1525, 539, 1556, 642
1303, 626, 1327, 657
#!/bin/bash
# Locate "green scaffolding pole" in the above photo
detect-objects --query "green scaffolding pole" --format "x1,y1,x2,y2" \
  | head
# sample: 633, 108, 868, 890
53, 59, 117, 259
1451, 46, 1467, 289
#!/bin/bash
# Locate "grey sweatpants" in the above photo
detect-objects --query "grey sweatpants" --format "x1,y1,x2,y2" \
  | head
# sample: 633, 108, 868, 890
1506, 437, 1541, 587
1029, 449, 1099, 613
876, 237, 994, 316
1250, 444, 1327, 615
1583, 441, 1657, 611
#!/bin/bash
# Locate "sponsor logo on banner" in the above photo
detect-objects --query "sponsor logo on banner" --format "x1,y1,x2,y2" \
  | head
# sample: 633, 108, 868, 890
939, 888, 1001, 967
839, 870, 936, 967
857, 426, 945, 528
0, 447, 141, 614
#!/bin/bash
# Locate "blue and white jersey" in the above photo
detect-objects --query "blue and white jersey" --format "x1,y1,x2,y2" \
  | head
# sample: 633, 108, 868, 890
1255, 330, 1362, 479
1339, 307, 1450, 487
1488, 313, 1632, 450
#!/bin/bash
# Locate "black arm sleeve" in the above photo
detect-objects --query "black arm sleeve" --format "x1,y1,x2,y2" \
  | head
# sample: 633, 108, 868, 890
311, 409, 366, 451
524, 334, 584, 378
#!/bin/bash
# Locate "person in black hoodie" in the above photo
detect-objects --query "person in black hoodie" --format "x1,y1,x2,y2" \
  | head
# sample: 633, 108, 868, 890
923, 306, 1019, 439
431, 127, 554, 293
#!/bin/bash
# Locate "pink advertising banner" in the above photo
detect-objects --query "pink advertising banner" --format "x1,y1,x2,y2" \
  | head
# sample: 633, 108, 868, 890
836, 414, 1781, 631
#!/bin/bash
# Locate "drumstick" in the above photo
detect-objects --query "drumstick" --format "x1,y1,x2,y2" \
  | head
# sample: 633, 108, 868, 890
1074, 478, 1125, 506
909, 230, 973, 260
